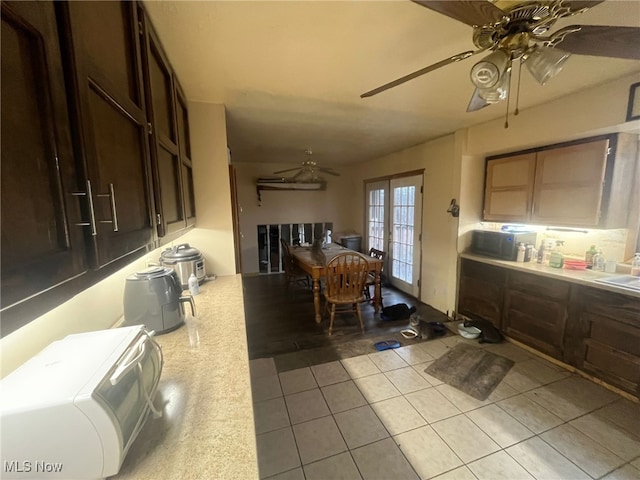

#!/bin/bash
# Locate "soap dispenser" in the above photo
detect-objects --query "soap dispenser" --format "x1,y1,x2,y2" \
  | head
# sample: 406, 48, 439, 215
549, 241, 565, 268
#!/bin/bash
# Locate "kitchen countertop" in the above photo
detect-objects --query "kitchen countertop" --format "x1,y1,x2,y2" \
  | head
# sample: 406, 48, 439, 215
111, 275, 258, 480
461, 252, 640, 299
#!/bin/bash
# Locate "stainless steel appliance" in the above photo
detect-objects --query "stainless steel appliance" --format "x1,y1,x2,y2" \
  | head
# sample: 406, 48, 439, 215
470, 230, 537, 261
123, 267, 195, 334
1, 325, 162, 479
159, 243, 206, 288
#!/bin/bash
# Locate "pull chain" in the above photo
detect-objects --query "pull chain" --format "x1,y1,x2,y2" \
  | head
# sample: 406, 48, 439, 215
504, 66, 512, 129
514, 58, 523, 116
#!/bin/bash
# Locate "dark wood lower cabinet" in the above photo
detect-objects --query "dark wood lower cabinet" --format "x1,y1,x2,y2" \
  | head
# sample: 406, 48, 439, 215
503, 272, 570, 360
568, 286, 640, 397
457, 259, 505, 329
458, 258, 640, 397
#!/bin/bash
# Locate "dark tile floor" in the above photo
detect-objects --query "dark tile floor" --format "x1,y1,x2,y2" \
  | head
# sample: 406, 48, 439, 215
242, 273, 451, 372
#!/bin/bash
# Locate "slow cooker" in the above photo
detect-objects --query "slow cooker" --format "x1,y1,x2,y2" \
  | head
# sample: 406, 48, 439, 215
159, 243, 206, 289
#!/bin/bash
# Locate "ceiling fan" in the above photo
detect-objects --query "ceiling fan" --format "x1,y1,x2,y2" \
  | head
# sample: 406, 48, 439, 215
271, 149, 340, 183
361, 0, 640, 120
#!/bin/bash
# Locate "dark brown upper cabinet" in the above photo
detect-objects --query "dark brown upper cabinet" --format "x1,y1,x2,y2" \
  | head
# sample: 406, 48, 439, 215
139, 7, 195, 237
483, 134, 638, 228
64, 0, 155, 267
0, 1, 88, 324
1, 1, 196, 335
176, 82, 196, 227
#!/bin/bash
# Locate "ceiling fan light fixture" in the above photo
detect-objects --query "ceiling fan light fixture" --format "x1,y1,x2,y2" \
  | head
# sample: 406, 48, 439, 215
525, 46, 571, 85
478, 66, 511, 104
470, 49, 510, 89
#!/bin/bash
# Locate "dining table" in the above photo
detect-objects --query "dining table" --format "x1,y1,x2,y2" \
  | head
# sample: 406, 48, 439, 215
290, 243, 383, 323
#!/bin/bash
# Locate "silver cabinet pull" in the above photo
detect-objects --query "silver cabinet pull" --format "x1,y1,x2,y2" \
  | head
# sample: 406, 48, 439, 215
72, 180, 97, 236
96, 183, 119, 232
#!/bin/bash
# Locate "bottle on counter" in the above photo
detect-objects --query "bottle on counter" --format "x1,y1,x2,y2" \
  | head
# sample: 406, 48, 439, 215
516, 243, 526, 262
585, 244, 598, 269
536, 241, 545, 264
524, 243, 533, 262
549, 240, 565, 268
592, 249, 605, 272
631, 253, 640, 277
188, 273, 200, 296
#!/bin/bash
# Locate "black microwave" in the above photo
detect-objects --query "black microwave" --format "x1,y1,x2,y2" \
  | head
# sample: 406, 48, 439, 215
470, 230, 538, 261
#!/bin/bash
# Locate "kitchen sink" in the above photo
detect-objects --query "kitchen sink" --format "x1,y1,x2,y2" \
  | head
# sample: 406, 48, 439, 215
593, 275, 640, 292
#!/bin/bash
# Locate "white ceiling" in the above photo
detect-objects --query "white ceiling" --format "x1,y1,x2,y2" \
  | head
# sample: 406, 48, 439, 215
144, 0, 640, 167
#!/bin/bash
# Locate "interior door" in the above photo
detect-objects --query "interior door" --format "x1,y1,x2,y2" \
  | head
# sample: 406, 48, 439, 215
389, 175, 422, 297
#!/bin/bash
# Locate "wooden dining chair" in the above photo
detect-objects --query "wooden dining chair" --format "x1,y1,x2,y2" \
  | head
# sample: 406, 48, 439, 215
323, 252, 370, 335
363, 248, 386, 307
280, 238, 310, 290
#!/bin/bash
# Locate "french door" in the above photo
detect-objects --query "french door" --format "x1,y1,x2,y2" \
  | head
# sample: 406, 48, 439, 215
366, 174, 422, 297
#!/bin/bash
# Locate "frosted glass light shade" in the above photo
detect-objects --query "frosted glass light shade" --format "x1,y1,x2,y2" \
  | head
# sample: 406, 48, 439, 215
526, 46, 571, 85
478, 67, 511, 103
470, 49, 510, 88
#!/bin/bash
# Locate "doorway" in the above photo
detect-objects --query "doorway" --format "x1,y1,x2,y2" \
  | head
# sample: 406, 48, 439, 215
365, 173, 423, 297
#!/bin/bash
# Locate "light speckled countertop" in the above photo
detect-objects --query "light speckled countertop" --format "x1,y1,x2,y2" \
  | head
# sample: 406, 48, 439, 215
111, 274, 258, 480
461, 253, 640, 298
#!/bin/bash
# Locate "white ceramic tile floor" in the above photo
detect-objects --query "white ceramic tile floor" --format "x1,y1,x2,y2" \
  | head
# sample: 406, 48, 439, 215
311, 360, 351, 387
250, 339, 640, 479
322, 380, 368, 414
279, 367, 318, 395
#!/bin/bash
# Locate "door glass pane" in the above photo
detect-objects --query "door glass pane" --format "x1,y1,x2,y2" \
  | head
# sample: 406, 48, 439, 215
392, 185, 415, 283
368, 188, 385, 252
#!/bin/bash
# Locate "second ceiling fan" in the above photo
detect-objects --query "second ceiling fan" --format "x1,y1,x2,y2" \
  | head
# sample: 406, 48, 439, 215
361, 0, 640, 114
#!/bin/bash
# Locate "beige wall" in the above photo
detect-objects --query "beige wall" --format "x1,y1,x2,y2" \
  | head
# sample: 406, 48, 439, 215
1, 102, 233, 378
183, 102, 236, 277
465, 73, 640, 157
347, 135, 459, 313
234, 162, 353, 274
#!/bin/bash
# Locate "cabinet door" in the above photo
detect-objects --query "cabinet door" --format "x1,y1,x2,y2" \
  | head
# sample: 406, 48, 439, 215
66, 1, 154, 267
571, 287, 640, 396
503, 271, 570, 360
141, 22, 185, 236
176, 84, 196, 227
532, 139, 609, 226
483, 153, 536, 222
1, 1, 87, 314
457, 259, 505, 329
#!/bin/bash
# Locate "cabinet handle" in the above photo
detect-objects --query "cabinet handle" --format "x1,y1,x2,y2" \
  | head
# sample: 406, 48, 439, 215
96, 183, 119, 232
72, 180, 97, 236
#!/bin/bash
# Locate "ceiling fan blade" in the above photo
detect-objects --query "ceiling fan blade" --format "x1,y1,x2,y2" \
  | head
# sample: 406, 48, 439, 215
318, 168, 340, 176
466, 89, 489, 112
411, 1, 506, 27
551, 25, 640, 60
273, 167, 302, 174
361, 50, 479, 98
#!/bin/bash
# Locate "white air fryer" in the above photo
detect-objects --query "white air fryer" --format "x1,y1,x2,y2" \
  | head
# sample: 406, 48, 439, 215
123, 267, 195, 334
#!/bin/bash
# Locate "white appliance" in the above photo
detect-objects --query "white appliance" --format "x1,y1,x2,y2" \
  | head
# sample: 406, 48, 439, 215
1, 325, 163, 479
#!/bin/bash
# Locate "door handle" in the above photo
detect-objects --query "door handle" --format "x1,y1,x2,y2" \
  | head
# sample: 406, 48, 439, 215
72, 180, 97, 236
96, 183, 119, 232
